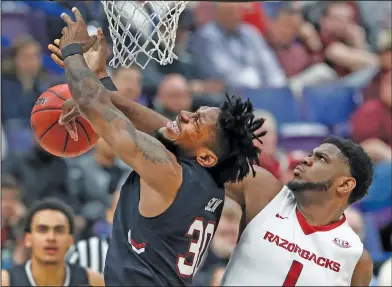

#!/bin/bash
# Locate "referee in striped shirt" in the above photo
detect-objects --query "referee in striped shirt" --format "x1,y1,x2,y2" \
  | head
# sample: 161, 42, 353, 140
66, 189, 122, 273
66, 235, 110, 274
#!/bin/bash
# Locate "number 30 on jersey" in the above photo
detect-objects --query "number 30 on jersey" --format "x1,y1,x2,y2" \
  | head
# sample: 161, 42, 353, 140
176, 218, 215, 277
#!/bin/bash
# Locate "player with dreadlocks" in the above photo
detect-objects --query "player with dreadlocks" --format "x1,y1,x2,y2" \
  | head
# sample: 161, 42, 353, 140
51, 8, 266, 286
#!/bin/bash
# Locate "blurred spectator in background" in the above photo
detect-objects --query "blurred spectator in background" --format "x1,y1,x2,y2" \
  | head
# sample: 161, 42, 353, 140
192, 2, 286, 91
2, 143, 86, 236
242, 2, 268, 35
356, 1, 392, 52
66, 190, 120, 274
265, 4, 337, 97
1, 36, 48, 127
153, 74, 192, 120
66, 138, 130, 229
318, 2, 379, 77
1, 36, 52, 154
362, 30, 392, 101
252, 110, 286, 180
143, 9, 224, 101
1, 176, 28, 270
351, 68, 391, 162
195, 198, 241, 285
110, 66, 147, 106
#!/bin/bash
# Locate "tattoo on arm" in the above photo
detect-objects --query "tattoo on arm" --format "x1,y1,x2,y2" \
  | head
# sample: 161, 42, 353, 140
63, 55, 172, 165
101, 106, 172, 164
64, 54, 103, 104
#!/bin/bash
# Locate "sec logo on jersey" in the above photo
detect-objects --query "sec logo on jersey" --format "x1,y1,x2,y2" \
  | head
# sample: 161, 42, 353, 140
333, 238, 351, 248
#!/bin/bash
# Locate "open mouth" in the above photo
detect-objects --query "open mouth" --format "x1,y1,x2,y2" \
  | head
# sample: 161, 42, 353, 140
166, 117, 181, 136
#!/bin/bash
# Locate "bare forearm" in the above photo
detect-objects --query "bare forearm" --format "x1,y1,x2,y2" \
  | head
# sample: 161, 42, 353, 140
111, 92, 169, 135
64, 54, 105, 107
99, 76, 169, 135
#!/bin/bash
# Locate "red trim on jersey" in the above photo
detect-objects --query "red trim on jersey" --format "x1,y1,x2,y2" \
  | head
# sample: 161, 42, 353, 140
131, 239, 146, 249
296, 208, 346, 235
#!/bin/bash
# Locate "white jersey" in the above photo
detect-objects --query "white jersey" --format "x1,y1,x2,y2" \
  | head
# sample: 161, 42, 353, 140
222, 186, 363, 286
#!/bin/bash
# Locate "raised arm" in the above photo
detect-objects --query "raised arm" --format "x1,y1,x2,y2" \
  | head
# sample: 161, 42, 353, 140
49, 32, 170, 136
60, 9, 182, 197
225, 165, 283, 226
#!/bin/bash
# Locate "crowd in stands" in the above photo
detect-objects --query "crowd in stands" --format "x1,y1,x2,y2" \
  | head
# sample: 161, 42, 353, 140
1, 1, 391, 286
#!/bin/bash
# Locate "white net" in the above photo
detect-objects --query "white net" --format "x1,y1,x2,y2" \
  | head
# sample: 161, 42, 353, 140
101, 1, 188, 69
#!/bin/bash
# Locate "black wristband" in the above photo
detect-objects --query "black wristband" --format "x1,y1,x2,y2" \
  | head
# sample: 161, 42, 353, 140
100, 77, 118, 91
61, 43, 83, 60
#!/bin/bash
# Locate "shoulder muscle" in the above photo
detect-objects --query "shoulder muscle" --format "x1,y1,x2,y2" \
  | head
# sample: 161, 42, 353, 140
351, 249, 373, 286
225, 165, 283, 223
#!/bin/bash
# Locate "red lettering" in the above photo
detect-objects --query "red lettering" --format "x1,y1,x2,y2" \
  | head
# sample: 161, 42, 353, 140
332, 262, 341, 272
279, 239, 289, 250
263, 231, 341, 273
272, 235, 280, 246
294, 245, 302, 256
317, 257, 326, 267
263, 231, 274, 241
325, 259, 335, 271
309, 253, 318, 264
300, 250, 310, 260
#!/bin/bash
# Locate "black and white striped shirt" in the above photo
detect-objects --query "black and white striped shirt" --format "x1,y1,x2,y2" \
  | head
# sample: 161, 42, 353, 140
66, 236, 110, 274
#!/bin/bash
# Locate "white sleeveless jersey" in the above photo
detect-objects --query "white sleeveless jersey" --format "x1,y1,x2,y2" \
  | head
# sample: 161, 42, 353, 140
222, 186, 363, 286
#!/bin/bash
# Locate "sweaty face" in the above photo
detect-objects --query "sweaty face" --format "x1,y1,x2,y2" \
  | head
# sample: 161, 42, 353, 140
157, 107, 220, 164
288, 143, 352, 195
25, 210, 73, 265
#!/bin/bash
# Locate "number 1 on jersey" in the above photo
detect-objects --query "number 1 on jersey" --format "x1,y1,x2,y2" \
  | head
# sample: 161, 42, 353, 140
282, 260, 303, 286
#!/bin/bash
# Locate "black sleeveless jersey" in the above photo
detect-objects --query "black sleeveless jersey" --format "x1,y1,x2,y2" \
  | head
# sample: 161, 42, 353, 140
104, 157, 225, 286
8, 260, 89, 286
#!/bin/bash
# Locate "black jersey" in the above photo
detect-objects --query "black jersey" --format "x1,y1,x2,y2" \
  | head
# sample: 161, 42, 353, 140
104, 157, 225, 286
8, 260, 89, 286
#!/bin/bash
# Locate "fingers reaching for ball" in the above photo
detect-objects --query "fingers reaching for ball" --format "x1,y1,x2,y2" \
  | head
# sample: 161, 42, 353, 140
48, 39, 64, 68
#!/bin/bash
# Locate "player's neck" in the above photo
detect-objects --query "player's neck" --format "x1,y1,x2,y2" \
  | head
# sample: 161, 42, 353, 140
31, 257, 67, 286
295, 193, 345, 226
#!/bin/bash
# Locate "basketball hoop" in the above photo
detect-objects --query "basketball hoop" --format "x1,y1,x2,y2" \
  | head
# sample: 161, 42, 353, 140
101, 1, 188, 69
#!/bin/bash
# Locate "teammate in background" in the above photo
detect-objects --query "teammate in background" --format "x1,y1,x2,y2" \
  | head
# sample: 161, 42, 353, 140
1, 198, 104, 286
50, 11, 374, 286
55, 8, 264, 286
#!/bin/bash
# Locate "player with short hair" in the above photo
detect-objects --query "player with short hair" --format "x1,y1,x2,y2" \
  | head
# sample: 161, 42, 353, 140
50, 9, 374, 285
1, 197, 104, 286
222, 136, 374, 286
54, 8, 264, 286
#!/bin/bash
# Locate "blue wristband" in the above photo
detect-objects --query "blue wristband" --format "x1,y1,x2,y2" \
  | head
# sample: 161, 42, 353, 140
61, 43, 83, 60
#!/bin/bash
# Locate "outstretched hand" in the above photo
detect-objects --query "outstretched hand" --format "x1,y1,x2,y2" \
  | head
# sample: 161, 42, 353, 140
59, 7, 97, 52
49, 8, 109, 142
48, 27, 108, 78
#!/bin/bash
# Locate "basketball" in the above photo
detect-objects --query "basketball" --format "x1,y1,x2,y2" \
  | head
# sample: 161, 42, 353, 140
30, 84, 98, 158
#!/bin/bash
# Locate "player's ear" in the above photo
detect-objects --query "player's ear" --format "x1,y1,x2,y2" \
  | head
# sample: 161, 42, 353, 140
195, 148, 218, 168
25, 233, 32, 248
336, 176, 356, 197
67, 234, 74, 248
